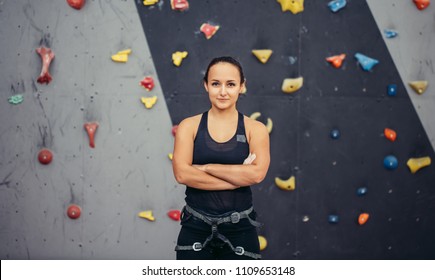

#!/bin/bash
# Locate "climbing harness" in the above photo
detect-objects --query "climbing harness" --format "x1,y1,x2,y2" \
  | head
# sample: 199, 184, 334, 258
175, 205, 262, 259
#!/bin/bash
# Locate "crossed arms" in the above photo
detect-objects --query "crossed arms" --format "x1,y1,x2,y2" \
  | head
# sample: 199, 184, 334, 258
172, 116, 270, 191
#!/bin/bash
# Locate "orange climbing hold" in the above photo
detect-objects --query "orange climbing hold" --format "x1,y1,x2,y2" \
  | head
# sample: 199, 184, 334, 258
384, 128, 397, 142
358, 213, 369, 225
36, 46, 55, 84
84, 122, 99, 148
326, 54, 346, 68
167, 210, 181, 221
413, 0, 430, 10
171, 0, 189, 11
200, 23, 220, 39
67, 0, 86, 10
407, 156, 431, 174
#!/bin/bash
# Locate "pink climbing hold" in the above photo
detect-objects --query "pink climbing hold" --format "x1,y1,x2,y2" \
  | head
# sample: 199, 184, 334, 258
200, 23, 220, 39
36, 46, 55, 84
140, 76, 155, 91
167, 210, 181, 221
171, 0, 189, 11
84, 122, 99, 148
67, 204, 81, 219
172, 125, 178, 137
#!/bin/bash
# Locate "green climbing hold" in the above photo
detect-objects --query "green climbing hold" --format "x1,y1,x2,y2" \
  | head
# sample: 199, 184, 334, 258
8, 94, 24, 105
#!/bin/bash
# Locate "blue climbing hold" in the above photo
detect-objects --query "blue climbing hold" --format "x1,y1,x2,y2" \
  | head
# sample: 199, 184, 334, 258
387, 84, 397, 97
328, 0, 346, 12
328, 215, 339, 224
330, 129, 340, 139
384, 155, 398, 170
384, 29, 398, 38
354, 53, 379, 71
357, 187, 368, 196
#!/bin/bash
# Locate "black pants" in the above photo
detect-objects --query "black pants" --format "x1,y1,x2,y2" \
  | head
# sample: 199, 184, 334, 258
176, 207, 260, 260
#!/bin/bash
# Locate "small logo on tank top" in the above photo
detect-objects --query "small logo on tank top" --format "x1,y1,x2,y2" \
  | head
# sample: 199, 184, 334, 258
236, 135, 246, 143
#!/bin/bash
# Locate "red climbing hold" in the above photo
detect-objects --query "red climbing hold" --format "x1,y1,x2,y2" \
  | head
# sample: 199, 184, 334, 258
200, 23, 220, 39
384, 128, 397, 142
358, 213, 369, 225
171, 0, 189, 11
67, 0, 86, 10
36, 47, 55, 84
326, 54, 346, 68
67, 204, 81, 219
413, 0, 430, 10
172, 125, 178, 137
38, 149, 53, 165
84, 122, 99, 148
140, 76, 155, 91
167, 210, 181, 221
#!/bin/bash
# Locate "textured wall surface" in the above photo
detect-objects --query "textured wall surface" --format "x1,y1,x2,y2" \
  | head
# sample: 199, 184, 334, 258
0, 0, 182, 259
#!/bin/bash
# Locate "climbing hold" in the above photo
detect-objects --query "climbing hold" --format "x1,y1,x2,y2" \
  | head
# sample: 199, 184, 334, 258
302, 215, 310, 222
328, 0, 346, 12
409, 80, 428, 95
172, 51, 188, 67
84, 122, 99, 148
384, 29, 398, 38
36, 46, 55, 84
281, 77, 303, 93
249, 112, 261, 120
407, 156, 431, 174
326, 54, 346, 68
8, 94, 24, 105
111, 49, 132, 63
277, 0, 304, 14
358, 213, 369, 225
356, 187, 368, 196
138, 210, 155, 221
330, 129, 340, 139
172, 125, 178, 137
384, 155, 398, 170
384, 128, 397, 142
38, 149, 53, 165
67, 205, 81, 219
241, 86, 247, 94
387, 84, 397, 96
413, 0, 430, 10
143, 0, 159, 6
266, 118, 273, 134
328, 215, 339, 224
168, 153, 173, 160
67, 0, 85, 10
141, 96, 157, 109
252, 49, 273, 64
171, 0, 189, 11
275, 176, 295, 191
200, 23, 220, 39
140, 76, 155, 91
167, 210, 181, 221
354, 53, 379, 71
258, 235, 267, 251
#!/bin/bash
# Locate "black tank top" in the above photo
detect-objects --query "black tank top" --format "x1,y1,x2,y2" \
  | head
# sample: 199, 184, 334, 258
185, 110, 253, 215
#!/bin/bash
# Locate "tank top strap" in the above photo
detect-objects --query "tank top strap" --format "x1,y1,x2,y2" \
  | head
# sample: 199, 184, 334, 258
198, 111, 209, 132
236, 111, 246, 135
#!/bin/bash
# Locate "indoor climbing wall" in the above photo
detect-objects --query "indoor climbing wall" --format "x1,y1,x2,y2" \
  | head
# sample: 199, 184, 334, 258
135, 0, 435, 259
1, 0, 434, 260
0, 0, 182, 259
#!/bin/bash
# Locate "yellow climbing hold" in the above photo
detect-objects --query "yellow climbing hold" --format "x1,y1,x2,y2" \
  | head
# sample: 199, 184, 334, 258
277, 0, 304, 14
409, 80, 428, 95
250, 112, 261, 120
168, 153, 173, 160
282, 77, 303, 93
252, 49, 273, 64
172, 51, 188, 67
138, 210, 155, 221
258, 235, 268, 251
143, 0, 159, 6
241, 85, 247, 94
275, 176, 295, 191
266, 118, 273, 134
407, 156, 431, 174
111, 49, 132, 63
141, 96, 157, 109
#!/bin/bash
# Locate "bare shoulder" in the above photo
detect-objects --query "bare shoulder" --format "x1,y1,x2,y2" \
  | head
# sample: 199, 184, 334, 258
178, 113, 203, 138
243, 115, 268, 141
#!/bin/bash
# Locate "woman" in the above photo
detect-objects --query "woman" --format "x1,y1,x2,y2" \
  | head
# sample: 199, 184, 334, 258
172, 56, 270, 259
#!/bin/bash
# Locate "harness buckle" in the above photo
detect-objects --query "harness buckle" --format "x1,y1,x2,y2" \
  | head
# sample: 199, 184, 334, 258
235, 246, 245, 256
192, 242, 202, 251
211, 224, 218, 234
231, 212, 241, 223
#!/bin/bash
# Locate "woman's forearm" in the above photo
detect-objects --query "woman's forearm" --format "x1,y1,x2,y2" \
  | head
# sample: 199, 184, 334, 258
202, 163, 265, 186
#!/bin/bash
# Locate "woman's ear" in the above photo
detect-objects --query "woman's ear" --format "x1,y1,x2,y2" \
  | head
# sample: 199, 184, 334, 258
240, 79, 247, 94
203, 80, 209, 92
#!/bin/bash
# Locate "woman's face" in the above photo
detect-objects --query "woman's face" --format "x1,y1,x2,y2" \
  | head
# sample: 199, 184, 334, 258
204, 62, 245, 111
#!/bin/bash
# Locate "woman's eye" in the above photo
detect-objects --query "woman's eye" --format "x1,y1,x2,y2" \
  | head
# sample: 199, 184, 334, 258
211, 82, 219, 86
228, 83, 236, 87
